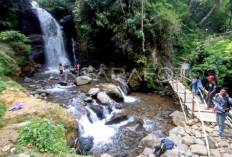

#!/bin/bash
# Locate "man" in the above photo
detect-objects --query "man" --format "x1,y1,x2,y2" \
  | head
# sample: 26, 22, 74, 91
76, 136, 94, 155
204, 75, 217, 110
213, 87, 232, 136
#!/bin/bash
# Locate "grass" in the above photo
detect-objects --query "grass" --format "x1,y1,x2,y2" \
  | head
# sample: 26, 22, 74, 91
17, 116, 28, 123
0, 102, 6, 126
0, 76, 26, 92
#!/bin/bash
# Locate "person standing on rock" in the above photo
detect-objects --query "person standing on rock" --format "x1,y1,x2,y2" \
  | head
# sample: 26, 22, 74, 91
204, 75, 217, 110
192, 76, 203, 97
58, 63, 64, 77
213, 87, 232, 136
76, 63, 80, 76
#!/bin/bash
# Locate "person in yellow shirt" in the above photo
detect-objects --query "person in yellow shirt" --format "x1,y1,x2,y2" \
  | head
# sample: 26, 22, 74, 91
58, 63, 63, 77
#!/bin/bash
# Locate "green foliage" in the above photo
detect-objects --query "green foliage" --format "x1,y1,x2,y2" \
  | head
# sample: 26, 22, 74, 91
0, 77, 7, 91
5, 81, 26, 92
36, 0, 67, 12
0, 102, 6, 126
13, 145, 26, 154
0, 50, 17, 76
17, 116, 28, 123
17, 118, 74, 155
0, 31, 30, 43
188, 37, 232, 88
0, 0, 19, 31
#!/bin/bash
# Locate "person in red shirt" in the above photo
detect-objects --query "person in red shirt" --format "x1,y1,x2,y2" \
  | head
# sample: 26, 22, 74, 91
75, 63, 80, 76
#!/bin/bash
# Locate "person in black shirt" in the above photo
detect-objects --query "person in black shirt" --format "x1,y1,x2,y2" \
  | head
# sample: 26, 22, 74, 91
204, 75, 217, 110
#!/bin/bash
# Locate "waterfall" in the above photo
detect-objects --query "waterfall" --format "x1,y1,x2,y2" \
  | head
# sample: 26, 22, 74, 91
71, 37, 77, 66
31, 1, 70, 69
118, 87, 138, 103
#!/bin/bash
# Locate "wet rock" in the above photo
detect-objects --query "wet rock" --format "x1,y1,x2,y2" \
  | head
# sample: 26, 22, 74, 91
24, 77, 33, 83
88, 65, 95, 73
99, 83, 123, 99
89, 105, 105, 119
115, 78, 130, 95
105, 115, 128, 125
210, 149, 221, 157
88, 88, 100, 96
169, 111, 183, 117
57, 81, 67, 86
128, 71, 141, 91
183, 136, 194, 146
69, 68, 78, 74
41, 93, 46, 97
34, 94, 40, 98
29, 85, 36, 88
97, 92, 111, 105
35, 89, 50, 95
190, 144, 208, 156
75, 76, 92, 86
115, 103, 122, 109
84, 97, 92, 103
143, 147, 153, 156
140, 134, 159, 148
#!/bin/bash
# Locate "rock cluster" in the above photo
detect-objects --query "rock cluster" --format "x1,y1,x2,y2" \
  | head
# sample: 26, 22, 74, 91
136, 110, 232, 157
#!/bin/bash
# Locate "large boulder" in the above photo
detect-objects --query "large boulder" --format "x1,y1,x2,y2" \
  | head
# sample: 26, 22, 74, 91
29, 34, 45, 64
89, 105, 105, 119
182, 136, 194, 146
128, 72, 142, 91
75, 76, 92, 86
69, 68, 78, 74
88, 88, 100, 96
105, 114, 128, 125
97, 92, 111, 105
99, 83, 123, 99
140, 134, 160, 148
114, 78, 130, 95
88, 65, 95, 73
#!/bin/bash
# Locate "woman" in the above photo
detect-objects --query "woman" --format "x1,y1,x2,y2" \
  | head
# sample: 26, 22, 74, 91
58, 63, 63, 77
192, 76, 203, 97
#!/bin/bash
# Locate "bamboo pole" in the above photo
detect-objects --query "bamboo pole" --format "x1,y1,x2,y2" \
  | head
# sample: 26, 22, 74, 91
192, 92, 195, 118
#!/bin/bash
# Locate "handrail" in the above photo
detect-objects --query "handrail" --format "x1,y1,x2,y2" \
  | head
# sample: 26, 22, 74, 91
170, 79, 211, 157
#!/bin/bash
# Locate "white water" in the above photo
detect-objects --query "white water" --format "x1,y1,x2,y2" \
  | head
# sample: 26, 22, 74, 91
31, 1, 70, 69
118, 87, 138, 103
71, 37, 77, 66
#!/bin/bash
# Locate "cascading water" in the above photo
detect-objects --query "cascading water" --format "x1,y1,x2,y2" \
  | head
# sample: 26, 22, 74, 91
71, 37, 77, 66
31, 1, 70, 69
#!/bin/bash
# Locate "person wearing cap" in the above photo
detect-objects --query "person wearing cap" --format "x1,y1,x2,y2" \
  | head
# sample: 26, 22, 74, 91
204, 75, 217, 110
192, 76, 203, 97
213, 87, 232, 136
58, 63, 63, 77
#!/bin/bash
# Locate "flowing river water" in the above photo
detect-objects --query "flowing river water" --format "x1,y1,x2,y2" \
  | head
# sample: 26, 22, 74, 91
18, 72, 180, 157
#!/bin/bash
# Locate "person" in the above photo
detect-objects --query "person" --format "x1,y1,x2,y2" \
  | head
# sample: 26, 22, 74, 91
213, 87, 232, 136
204, 75, 217, 110
58, 63, 63, 77
75, 63, 80, 76
192, 76, 203, 97
76, 136, 94, 155
64, 63, 69, 74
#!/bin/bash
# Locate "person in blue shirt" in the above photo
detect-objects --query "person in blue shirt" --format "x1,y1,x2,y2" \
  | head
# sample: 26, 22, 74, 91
192, 76, 203, 97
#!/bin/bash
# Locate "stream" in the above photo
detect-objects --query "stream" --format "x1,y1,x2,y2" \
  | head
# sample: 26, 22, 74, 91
17, 71, 181, 157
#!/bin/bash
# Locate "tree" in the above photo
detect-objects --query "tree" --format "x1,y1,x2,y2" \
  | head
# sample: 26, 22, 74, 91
141, 0, 145, 52
198, 0, 221, 26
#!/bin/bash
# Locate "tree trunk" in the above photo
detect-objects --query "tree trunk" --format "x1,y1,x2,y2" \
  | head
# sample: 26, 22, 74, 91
198, 0, 220, 26
188, 0, 193, 11
141, 0, 145, 52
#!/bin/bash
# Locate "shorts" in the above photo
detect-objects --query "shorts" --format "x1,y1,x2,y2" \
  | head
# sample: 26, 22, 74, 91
59, 70, 63, 74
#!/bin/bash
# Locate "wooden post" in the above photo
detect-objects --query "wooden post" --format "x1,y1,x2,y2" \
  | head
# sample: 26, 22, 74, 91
184, 87, 188, 116
176, 78, 178, 93
192, 92, 195, 119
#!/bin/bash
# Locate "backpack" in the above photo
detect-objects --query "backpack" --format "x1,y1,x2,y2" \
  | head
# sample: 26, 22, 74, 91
154, 139, 174, 156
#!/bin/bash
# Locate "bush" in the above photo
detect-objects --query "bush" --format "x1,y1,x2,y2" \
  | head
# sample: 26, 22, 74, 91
17, 119, 74, 155
0, 77, 6, 91
0, 31, 30, 43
